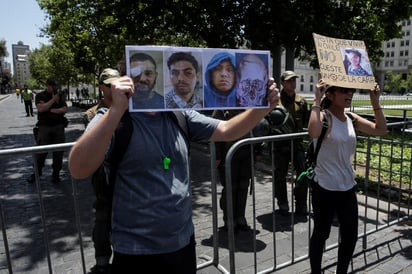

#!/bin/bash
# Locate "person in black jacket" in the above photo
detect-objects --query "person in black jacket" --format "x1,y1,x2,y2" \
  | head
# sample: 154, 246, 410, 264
27, 79, 68, 183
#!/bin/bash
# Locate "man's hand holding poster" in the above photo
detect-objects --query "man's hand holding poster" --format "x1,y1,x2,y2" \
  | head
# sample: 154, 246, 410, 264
126, 45, 270, 112
313, 33, 375, 90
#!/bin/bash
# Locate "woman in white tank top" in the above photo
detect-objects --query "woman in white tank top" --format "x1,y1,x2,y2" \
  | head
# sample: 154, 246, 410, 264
307, 80, 387, 274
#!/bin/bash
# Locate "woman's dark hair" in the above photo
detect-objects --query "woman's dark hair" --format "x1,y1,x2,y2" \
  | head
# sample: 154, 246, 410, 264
320, 97, 331, 109
320, 86, 337, 109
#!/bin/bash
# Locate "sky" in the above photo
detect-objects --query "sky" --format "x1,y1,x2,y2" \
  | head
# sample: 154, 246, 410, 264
0, 0, 50, 69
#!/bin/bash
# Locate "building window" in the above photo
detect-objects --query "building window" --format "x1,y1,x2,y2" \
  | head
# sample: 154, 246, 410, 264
386, 42, 390, 48
310, 85, 313, 92
300, 84, 304, 91
391, 51, 394, 57
405, 60, 409, 66
401, 41, 405, 46
407, 31, 411, 36
391, 41, 395, 47
386, 52, 390, 57
406, 50, 409, 56
400, 51, 404, 56
310, 75, 314, 83
390, 61, 394, 66
407, 40, 410, 46
385, 61, 389, 67
300, 75, 304, 82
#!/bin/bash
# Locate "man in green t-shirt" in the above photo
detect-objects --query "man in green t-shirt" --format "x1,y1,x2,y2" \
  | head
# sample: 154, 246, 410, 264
21, 84, 34, 116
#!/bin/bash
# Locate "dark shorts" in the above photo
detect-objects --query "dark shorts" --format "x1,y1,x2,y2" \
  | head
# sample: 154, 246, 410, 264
112, 234, 196, 274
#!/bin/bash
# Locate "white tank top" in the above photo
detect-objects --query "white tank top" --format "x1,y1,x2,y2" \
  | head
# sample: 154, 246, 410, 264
314, 111, 357, 191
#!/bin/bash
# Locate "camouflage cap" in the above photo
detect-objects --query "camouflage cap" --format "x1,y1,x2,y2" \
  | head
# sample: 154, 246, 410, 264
99, 68, 120, 85
281, 70, 298, 81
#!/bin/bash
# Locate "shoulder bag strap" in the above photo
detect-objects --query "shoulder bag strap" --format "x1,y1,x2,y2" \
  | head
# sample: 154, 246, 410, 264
313, 113, 328, 166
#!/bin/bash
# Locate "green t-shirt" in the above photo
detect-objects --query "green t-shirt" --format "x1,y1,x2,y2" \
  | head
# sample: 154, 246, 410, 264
22, 89, 33, 101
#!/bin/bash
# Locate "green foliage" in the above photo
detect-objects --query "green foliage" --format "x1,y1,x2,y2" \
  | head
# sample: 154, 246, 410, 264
36, 0, 412, 82
243, 0, 412, 68
28, 43, 80, 89
355, 137, 412, 186
0, 39, 8, 58
24, 78, 43, 89
406, 71, 412, 92
28, 45, 53, 85
384, 71, 408, 94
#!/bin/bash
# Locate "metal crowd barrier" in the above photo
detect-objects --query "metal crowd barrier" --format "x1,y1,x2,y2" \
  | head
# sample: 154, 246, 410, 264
1, 120, 411, 273
205, 121, 412, 274
0, 143, 78, 274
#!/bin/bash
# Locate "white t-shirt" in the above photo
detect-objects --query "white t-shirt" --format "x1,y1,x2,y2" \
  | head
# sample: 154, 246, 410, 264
314, 111, 357, 191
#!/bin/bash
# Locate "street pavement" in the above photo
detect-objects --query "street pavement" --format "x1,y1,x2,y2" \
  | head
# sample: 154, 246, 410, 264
1, 93, 412, 273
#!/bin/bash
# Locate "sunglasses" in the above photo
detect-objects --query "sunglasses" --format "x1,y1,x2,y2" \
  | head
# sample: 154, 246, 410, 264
328, 87, 355, 94
338, 88, 355, 94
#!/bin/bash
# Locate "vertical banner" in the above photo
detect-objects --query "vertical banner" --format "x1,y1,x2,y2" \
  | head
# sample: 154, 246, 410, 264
313, 33, 375, 90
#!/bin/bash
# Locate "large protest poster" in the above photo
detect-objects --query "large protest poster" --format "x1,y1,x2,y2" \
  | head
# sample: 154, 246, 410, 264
313, 33, 375, 90
125, 46, 270, 112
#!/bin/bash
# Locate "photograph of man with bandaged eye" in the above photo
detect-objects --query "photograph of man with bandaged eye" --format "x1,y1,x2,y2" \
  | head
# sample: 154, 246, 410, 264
128, 49, 165, 111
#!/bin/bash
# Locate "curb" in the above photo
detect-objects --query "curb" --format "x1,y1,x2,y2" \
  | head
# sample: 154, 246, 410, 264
0, 94, 10, 102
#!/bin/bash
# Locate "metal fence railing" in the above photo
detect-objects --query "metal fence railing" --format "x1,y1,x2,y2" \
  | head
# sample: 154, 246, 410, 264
205, 120, 412, 274
1, 121, 411, 273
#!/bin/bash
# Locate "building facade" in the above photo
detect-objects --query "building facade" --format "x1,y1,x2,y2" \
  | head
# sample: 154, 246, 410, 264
375, 17, 412, 92
278, 53, 319, 95
292, 59, 319, 94
12, 41, 31, 88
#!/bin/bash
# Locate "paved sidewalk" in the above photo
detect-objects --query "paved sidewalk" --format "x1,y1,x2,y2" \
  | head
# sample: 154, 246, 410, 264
1, 93, 412, 273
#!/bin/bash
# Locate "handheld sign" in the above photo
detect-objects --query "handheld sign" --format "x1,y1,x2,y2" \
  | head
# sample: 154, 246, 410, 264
313, 33, 375, 90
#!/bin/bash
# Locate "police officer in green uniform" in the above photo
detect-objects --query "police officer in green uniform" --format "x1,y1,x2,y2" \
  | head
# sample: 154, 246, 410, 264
272, 71, 309, 216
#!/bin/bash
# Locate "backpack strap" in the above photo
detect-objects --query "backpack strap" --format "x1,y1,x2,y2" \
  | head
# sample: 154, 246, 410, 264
313, 113, 328, 166
102, 111, 191, 212
346, 112, 357, 130
312, 111, 355, 166
169, 111, 189, 139
107, 111, 133, 204
168, 111, 191, 149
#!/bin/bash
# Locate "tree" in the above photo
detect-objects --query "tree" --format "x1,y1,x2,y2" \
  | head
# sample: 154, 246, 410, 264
37, 0, 412, 84
243, 0, 412, 81
29, 43, 79, 93
406, 71, 412, 93
38, 0, 206, 74
29, 45, 53, 84
383, 71, 406, 94
0, 39, 7, 58
0, 39, 9, 93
